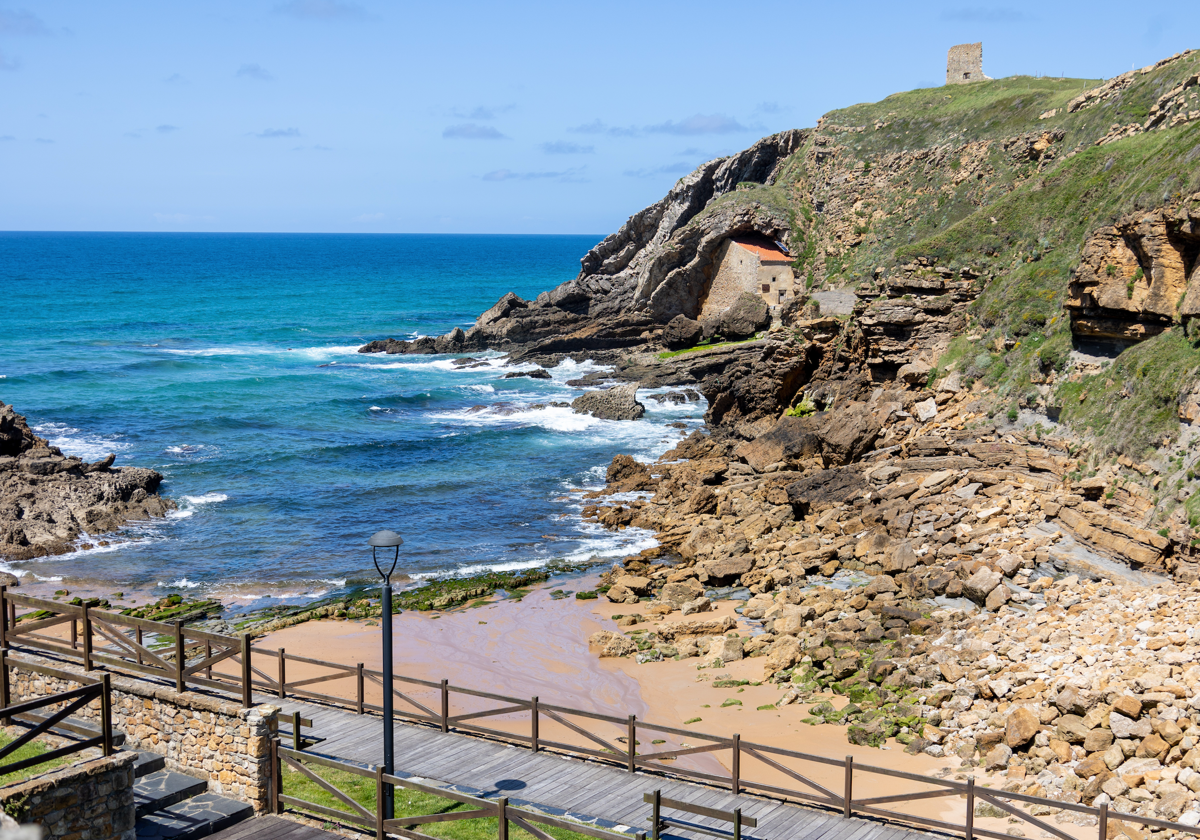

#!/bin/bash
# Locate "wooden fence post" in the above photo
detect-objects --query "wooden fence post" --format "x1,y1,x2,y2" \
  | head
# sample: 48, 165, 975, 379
627, 715, 636, 773
843, 755, 853, 818
0, 585, 7, 648
498, 796, 508, 840
0, 648, 9, 725
292, 710, 301, 752
441, 679, 449, 733
270, 738, 280, 815
174, 621, 185, 693
81, 603, 93, 672
101, 673, 113, 756
966, 777, 975, 840
277, 648, 286, 699
240, 634, 252, 708
356, 663, 364, 714
135, 627, 144, 665
652, 789, 661, 840
732, 733, 741, 795
531, 697, 539, 753
1098, 801, 1107, 840
205, 641, 212, 679
71, 614, 78, 651
733, 808, 743, 840
375, 765, 385, 840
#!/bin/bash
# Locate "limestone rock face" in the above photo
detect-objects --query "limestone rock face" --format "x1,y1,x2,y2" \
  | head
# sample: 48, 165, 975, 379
659, 579, 704, 607
1066, 198, 1200, 341
572, 383, 646, 421
0, 401, 174, 562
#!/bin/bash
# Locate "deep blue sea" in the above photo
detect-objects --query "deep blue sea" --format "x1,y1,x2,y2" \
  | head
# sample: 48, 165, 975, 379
0, 233, 704, 607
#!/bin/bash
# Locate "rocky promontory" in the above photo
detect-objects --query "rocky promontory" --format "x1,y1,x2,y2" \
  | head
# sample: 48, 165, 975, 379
0, 401, 174, 562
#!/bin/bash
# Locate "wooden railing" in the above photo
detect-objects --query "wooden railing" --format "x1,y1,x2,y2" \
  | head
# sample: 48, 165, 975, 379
272, 741, 646, 840
6, 588, 1200, 840
0, 653, 115, 777
645, 789, 758, 840
0, 587, 254, 705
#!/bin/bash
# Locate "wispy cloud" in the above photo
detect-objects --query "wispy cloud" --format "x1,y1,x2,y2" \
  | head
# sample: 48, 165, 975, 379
450, 104, 515, 120
754, 101, 782, 115
940, 6, 1025, 21
165, 73, 187, 85
482, 167, 584, 182
645, 114, 746, 136
255, 127, 301, 138
157, 124, 180, 133
567, 119, 639, 138
236, 63, 274, 81
34, 137, 53, 144
124, 132, 141, 139
0, 135, 14, 142
312, 144, 333, 151
569, 114, 748, 138
0, 9, 51, 36
0, 51, 20, 71
541, 140, 593, 155
275, 0, 369, 20
443, 123, 506, 140
624, 162, 695, 178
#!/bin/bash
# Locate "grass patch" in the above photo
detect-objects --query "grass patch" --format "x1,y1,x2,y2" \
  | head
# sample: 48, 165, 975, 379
656, 336, 763, 360
1055, 329, 1200, 456
0, 731, 74, 786
281, 762, 595, 840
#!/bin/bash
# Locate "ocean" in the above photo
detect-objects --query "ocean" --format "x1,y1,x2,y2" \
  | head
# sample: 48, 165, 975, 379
0, 232, 705, 607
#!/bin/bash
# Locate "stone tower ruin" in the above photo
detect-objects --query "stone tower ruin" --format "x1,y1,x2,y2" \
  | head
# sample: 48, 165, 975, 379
946, 42, 987, 85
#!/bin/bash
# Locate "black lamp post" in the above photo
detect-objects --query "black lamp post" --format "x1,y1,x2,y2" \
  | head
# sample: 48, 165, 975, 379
369, 529, 403, 820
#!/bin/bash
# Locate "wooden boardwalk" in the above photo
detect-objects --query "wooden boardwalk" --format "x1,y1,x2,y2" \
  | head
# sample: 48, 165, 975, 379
262, 691, 948, 840
208, 815, 340, 840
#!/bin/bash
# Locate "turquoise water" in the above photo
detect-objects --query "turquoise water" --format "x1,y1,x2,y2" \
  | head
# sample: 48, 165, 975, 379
0, 233, 704, 606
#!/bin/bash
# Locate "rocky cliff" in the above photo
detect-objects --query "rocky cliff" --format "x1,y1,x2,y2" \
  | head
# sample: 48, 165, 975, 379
0, 402, 174, 562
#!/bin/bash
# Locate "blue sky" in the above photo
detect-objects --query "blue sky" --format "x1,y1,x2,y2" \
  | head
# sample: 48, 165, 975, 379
1, 1, 1193, 234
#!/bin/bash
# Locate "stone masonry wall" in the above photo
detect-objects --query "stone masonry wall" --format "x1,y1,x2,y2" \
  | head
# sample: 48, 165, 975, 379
6, 655, 278, 812
946, 42, 983, 85
0, 752, 136, 840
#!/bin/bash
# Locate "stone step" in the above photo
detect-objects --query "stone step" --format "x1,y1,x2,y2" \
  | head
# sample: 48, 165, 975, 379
132, 751, 167, 779
135, 793, 253, 840
134, 770, 208, 819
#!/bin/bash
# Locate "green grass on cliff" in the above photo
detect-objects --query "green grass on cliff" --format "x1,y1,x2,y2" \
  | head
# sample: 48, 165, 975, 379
0, 731, 72, 787
1055, 329, 1200, 458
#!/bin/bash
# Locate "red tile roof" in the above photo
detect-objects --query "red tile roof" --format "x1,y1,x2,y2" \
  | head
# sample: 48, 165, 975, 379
730, 235, 791, 263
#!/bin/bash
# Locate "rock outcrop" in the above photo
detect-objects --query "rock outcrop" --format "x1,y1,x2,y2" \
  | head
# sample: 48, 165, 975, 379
572, 384, 646, 421
0, 402, 174, 561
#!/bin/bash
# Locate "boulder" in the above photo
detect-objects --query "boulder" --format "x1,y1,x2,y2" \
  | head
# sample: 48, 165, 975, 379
984, 584, 1011, 611
701, 554, 754, 585
704, 635, 744, 665
572, 383, 646, 420
663, 315, 703, 350
1110, 711, 1153, 740
984, 744, 1013, 770
864, 575, 898, 596
718, 293, 770, 339
786, 468, 868, 515
963, 567, 1002, 604
605, 584, 638, 605
659, 579, 704, 608
589, 631, 636, 658
614, 575, 651, 595
681, 596, 712, 616
764, 637, 801, 674
605, 454, 654, 493
1005, 706, 1040, 748
1111, 695, 1143, 719
897, 360, 932, 387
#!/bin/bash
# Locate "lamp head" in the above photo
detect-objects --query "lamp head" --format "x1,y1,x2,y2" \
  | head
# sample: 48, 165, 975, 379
369, 530, 403, 582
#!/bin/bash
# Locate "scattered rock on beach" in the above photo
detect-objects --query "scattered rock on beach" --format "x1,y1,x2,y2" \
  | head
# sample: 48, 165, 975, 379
572, 383, 645, 421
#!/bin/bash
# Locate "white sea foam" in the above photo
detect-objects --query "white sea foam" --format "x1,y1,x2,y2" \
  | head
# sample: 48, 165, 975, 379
167, 509, 194, 519
181, 493, 228, 505
464, 384, 495, 393
369, 406, 385, 411
33, 422, 131, 462
159, 578, 202, 589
